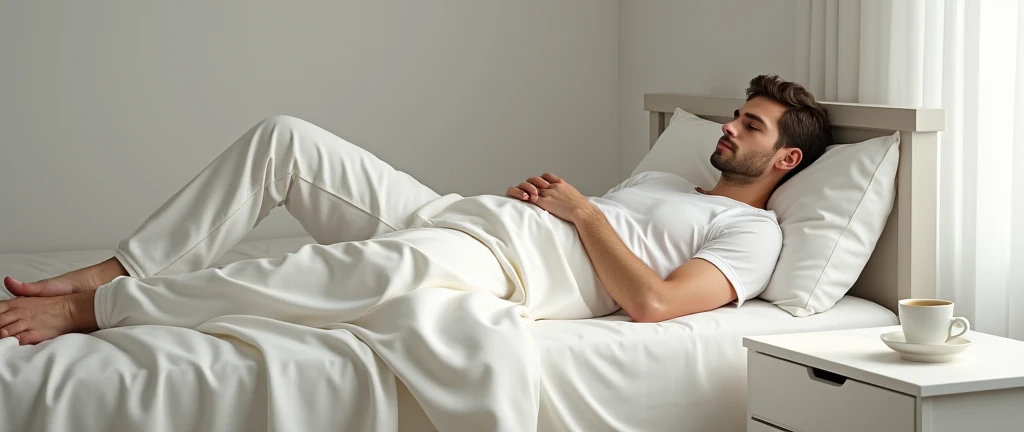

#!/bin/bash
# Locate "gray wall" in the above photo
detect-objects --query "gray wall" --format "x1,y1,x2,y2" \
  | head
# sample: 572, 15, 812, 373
1, 0, 799, 255
618, 0, 798, 178
0, 0, 619, 253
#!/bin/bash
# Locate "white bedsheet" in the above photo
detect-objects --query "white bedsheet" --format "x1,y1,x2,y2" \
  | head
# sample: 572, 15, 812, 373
531, 296, 896, 431
0, 236, 897, 431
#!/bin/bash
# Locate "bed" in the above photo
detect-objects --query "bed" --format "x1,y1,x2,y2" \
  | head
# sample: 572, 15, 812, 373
0, 94, 942, 431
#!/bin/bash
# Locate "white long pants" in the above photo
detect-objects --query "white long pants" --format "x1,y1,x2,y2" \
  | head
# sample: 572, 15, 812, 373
98, 115, 512, 329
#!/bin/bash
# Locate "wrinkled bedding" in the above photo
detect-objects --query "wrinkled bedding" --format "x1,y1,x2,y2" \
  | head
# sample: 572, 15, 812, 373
0, 236, 896, 431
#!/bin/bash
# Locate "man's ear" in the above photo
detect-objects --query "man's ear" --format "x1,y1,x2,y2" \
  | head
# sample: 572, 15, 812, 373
776, 147, 803, 171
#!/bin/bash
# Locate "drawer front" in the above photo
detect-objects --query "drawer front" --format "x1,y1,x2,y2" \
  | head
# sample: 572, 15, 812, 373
748, 418, 792, 431
747, 351, 915, 432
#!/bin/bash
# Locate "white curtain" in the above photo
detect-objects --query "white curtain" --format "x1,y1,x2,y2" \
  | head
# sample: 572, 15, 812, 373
797, 0, 1024, 339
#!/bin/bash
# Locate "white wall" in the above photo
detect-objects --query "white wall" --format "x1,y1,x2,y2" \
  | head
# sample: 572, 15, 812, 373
618, 0, 798, 179
0, 0, 619, 253
1, 1, 801, 255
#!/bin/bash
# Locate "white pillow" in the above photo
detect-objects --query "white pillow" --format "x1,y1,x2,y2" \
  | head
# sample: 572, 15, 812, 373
763, 133, 899, 316
632, 107, 899, 317
632, 108, 721, 189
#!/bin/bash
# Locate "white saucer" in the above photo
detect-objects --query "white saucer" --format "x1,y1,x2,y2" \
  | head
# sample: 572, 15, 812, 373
880, 331, 971, 363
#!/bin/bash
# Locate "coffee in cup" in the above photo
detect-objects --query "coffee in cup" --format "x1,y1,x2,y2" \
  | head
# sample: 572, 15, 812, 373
897, 299, 970, 345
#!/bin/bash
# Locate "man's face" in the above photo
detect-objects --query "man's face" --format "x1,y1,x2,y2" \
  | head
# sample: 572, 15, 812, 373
710, 96, 788, 184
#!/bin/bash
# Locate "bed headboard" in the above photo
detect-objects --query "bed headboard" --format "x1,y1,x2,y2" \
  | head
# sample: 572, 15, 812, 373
644, 93, 944, 313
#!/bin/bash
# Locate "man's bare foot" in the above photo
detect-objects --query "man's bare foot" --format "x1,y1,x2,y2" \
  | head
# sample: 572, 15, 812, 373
4, 257, 129, 297
0, 291, 97, 345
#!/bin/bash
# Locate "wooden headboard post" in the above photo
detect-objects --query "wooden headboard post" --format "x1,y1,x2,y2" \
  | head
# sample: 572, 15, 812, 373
643, 94, 945, 313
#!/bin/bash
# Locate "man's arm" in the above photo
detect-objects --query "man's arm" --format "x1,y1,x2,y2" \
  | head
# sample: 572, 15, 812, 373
571, 206, 737, 322
507, 173, 738, 322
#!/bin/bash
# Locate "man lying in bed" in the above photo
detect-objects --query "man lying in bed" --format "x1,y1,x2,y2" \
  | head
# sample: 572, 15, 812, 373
0, 74, 832, 345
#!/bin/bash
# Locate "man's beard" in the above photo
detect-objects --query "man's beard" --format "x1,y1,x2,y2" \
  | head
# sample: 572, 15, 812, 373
709, 145, 775, 186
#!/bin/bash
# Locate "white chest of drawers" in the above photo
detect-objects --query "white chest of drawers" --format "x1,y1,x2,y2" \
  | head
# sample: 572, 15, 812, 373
743, 326, 1024, 432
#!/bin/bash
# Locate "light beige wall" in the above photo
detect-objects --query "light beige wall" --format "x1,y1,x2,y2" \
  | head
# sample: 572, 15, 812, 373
618, 0, 798, 179
0, 0, 619, 253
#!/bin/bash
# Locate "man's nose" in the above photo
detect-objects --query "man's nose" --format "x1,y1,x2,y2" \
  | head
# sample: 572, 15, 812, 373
722, 121, 738, 137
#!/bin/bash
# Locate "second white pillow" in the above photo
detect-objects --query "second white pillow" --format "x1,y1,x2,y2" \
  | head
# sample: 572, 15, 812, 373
632, 108, 721, 189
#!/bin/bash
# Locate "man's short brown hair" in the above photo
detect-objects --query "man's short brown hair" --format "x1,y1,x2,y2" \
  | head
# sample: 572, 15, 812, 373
746, 74, 833, 184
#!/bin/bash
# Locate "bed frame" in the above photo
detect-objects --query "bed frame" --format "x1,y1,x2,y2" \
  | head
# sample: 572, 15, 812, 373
644, 94, 944, 313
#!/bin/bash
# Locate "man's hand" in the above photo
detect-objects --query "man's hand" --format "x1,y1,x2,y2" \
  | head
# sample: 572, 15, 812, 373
506, 173, 596, 224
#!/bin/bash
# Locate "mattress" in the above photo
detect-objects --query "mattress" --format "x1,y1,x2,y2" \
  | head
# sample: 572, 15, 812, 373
0, 236, 897, 431
531, 295, 896, 431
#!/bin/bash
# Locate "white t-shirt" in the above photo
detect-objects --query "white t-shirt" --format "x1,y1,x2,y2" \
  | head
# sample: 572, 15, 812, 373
589, 171, 783, 305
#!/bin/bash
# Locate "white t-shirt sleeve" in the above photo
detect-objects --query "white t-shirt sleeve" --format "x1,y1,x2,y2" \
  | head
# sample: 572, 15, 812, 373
692, 215, 782, 306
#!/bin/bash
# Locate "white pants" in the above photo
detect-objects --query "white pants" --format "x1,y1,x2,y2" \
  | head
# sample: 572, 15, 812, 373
98, 115, 514, 329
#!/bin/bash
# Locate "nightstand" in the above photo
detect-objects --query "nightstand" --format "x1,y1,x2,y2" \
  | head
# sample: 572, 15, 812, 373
742, 326, 1024, 432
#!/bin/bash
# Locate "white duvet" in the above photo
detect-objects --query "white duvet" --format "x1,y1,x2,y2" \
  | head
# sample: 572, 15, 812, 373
0, 287, 536, 431
1, 196, 585, 432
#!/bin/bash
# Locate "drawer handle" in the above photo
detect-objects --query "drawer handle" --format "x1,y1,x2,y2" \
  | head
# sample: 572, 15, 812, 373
808, 367, 847, 387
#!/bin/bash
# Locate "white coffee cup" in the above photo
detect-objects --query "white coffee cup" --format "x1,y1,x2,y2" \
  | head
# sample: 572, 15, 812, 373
898, 299, 970, 345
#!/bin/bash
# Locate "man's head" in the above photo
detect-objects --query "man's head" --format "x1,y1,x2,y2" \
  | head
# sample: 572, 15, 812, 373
710, 74, 832, 187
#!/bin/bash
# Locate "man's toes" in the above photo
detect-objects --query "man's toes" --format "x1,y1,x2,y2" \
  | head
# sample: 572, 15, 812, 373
3, 276, 76, 297
15, 330, 42, 345
0, 319, 28, 339
0, 306, 21, 328
4, 276, 24, 294
4, 277, 41, 297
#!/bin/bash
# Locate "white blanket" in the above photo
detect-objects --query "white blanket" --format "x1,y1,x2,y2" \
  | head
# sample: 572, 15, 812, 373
0, 288, 538, 431
1, 195, 592, 431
